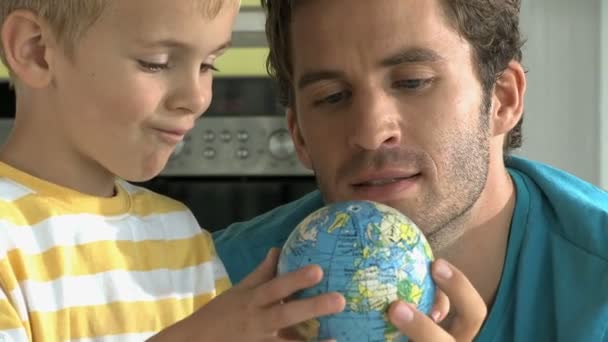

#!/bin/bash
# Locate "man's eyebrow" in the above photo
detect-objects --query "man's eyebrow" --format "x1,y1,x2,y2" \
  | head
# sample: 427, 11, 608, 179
380, 48, 444, 67
296, 48, 443, 90
297, 70, 345, 90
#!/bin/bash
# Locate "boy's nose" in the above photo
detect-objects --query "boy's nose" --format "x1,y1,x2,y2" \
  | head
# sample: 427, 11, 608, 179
168, 75, 212, 115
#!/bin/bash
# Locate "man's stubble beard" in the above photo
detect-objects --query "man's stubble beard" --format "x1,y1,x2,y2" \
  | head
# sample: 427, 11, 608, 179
423, 94, 492, 251
310, 94, 492, 252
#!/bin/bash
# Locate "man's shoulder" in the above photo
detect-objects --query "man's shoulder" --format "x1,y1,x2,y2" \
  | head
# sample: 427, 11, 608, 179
484, 157, 608, 342
214, 190, 324, 246
508, 156, 608, 261
213, 190, 324, 283
507, 156, 608, 201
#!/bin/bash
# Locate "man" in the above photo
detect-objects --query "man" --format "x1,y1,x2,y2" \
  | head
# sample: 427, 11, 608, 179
213, 0, 608, 340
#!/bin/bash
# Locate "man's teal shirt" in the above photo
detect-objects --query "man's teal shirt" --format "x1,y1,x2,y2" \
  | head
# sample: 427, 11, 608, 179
214, 157, 608, 341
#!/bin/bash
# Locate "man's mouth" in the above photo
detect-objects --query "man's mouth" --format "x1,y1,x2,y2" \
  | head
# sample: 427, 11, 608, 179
353, 174, 421, 187
358, 177, 409, 186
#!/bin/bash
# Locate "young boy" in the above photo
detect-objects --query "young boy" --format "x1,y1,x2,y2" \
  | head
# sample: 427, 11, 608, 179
0, 0, 345, 341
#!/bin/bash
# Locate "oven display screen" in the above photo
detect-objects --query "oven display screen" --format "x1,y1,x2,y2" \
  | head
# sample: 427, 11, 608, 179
206, 77, 283, 116
0, 82, 15, 118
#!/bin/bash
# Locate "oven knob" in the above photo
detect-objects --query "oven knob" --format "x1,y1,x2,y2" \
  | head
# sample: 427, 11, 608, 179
236, 148, 250, 159
203, 147, 216, 159
203, 130, 215, 142
268, 129, 295, 159
237, 130, 249, 142
220, 130, 232, 142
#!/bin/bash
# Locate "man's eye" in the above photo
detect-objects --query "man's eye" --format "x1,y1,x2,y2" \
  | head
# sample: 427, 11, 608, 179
138, 60, 169, 72
394, 78, 432, 90
315, 91, 351, 106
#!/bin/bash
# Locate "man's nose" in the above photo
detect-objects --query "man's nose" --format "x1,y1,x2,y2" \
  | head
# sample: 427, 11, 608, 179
347, 89, 402, 151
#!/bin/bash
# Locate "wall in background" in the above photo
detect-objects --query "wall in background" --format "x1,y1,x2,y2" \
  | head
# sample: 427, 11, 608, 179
519, 0, 603, 187
601, 0, 608, 190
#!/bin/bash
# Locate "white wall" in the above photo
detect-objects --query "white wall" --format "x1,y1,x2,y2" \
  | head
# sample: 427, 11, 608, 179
601, 0, 608, 190
519, 0, 602, 186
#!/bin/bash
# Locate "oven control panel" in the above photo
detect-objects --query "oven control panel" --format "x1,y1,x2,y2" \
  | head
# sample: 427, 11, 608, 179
0, 117, 313, 177
163, 116, 313, 176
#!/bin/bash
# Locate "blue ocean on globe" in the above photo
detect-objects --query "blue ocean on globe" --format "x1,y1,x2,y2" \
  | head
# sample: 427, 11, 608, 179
278, 200, 436, 342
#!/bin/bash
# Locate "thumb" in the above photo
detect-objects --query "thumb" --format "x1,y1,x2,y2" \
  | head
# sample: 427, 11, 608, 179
237, 248, 281, 289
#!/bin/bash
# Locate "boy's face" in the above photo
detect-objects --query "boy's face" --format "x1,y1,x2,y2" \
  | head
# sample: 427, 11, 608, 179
49, 0, 237, 181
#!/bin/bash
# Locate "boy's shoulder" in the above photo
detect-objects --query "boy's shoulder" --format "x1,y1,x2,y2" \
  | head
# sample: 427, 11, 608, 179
0, 173, 37, 202
118, 180, 188, 211
0, 176, 194, 227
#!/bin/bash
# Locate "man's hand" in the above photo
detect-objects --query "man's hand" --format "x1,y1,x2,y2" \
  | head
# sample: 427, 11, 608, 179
387, 259, 487, 341
178, 248, 346, 342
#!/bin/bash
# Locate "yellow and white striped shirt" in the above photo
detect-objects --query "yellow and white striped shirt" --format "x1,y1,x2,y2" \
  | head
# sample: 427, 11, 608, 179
0, 162, 231, 341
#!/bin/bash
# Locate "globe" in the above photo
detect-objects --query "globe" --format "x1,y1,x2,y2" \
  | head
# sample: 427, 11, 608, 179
278, 200, 436, 342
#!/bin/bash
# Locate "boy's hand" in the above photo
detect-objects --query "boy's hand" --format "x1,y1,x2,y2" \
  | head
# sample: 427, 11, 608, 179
387, 259, 487, 342
191, 248, 345, 341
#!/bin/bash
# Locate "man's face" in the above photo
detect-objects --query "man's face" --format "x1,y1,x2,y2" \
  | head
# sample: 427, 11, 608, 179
49, 0, 237, 181
288, 0, 492, 247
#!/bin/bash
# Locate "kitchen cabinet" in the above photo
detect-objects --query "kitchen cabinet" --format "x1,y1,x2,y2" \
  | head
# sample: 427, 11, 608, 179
0, 61, 7, 80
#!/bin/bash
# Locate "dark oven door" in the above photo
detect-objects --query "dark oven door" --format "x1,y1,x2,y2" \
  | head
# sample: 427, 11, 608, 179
139, 176, 317, 232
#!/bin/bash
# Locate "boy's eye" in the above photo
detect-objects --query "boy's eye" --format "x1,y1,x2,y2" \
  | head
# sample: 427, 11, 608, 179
137, 61, 219, 73
138, 60, 169, 72
201, 64, 220, 73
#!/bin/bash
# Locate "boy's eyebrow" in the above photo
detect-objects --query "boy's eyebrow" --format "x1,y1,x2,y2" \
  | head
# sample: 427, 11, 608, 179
212, 40, 232, 53
137, 39, 232, 53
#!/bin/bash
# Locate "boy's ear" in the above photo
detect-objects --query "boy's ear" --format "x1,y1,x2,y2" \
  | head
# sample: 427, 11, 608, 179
1, 10, 55, 88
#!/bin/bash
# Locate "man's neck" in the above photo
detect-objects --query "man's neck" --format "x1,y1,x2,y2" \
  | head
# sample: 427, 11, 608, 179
437, 166, 516, 307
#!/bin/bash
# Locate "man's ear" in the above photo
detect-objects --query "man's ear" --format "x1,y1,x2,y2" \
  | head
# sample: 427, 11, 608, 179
286, 107, 313, 170
1, 10, 55, 88
490, 60, 526, 137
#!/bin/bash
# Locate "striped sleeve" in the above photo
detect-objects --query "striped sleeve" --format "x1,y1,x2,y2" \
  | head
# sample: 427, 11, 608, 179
201, 229, 231, 296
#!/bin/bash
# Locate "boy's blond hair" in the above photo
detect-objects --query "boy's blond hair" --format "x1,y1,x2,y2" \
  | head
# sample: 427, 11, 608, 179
0, 0, 106, 76
0, 0, 239, 80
